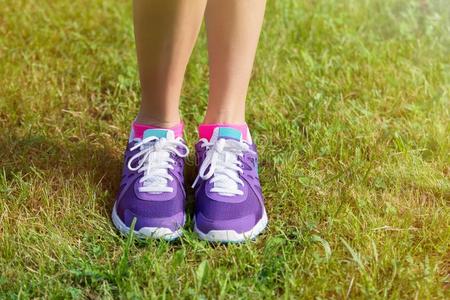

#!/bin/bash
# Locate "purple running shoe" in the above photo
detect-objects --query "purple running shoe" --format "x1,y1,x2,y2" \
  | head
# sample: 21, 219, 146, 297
192, 127, 268, 242
112, 128, 189, 240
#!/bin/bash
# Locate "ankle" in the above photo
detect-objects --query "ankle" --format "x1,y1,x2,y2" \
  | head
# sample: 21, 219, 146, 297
203, 109, 246, 124
135, 113, 181, 129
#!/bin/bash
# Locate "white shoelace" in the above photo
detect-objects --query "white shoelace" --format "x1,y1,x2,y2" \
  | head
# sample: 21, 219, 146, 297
128, 136, 189, 194
192, 138, 254, 196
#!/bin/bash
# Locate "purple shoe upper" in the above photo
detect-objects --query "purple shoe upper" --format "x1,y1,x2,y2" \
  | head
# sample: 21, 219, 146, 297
193, 127, 265, 234
114, 129, 188, 232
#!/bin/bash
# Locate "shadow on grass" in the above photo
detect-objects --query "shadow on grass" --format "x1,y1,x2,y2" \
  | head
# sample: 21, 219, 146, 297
0, 131, 122, 216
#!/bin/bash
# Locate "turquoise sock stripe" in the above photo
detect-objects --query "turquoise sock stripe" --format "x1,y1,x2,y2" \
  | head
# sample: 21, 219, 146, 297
143, 129, 168, 139
218, 127, 242, 140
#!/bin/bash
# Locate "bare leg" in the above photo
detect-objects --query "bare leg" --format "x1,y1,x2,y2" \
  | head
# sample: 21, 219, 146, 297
134, 0, 207, 127
203, 0, 266, 124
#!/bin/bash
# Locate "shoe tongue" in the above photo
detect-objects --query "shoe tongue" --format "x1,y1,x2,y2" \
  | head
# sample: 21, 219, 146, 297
140, 129, 174, 192
143, 128, 175, 140
210, 127, 242, 142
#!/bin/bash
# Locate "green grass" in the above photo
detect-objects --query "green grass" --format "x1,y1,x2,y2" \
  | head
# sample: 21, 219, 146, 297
1, 0, 449, 298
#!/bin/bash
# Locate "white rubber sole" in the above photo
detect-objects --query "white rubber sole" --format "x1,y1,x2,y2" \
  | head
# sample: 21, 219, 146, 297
194, 210, 268, 243
111, 204, 184, 241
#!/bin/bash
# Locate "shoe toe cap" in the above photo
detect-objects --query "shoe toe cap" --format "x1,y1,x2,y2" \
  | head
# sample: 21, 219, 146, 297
195, 211, 257, 234
122, 208, 185, 232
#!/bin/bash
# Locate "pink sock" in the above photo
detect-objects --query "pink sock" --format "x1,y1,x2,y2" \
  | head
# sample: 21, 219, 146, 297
198, 123, 249, 141
132, 121, 184, 139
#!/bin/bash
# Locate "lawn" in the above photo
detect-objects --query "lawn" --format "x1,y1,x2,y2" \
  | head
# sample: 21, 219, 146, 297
0, 0, 449, 298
